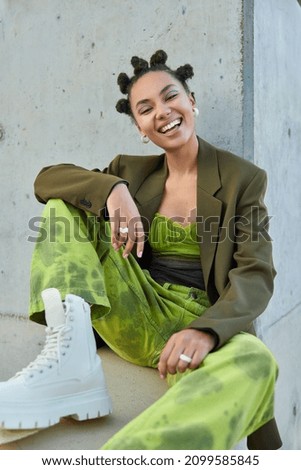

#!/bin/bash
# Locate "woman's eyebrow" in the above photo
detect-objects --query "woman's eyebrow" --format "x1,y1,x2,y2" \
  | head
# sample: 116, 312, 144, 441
159, 84, 177, 95
135, 84, 177, 109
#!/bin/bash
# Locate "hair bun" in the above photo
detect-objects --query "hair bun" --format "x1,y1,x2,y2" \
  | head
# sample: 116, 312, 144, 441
116, 51, 194, 117
131, 56, 149, 75
175, 64, 194, 81
117, 73, 131, 94
115, 98, 131, 115
150, 50, 168, 67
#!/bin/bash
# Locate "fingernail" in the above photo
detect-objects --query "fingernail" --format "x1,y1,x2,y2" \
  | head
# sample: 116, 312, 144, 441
123, 253, 129, 259
137, 251, 143, 258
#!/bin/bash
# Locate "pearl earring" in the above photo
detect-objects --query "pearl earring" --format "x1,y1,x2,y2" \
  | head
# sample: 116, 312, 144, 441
141, 135, 150, 144
193, 108, 199, 118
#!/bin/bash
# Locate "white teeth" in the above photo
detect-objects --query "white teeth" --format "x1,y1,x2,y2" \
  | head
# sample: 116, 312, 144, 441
160, 119, 181, 133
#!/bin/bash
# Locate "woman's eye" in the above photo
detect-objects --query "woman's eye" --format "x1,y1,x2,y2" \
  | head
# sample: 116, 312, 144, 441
140, 107, 152, 115
166, 92, 178, 101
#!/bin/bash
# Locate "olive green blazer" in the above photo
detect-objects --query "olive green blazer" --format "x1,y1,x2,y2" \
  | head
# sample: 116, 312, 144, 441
34, 136, 281, 449
34, 136, 276, 348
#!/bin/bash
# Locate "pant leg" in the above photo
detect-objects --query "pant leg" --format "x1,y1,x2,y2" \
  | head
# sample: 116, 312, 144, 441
29, 199, 111, 322
29, 199, 209, 367
101, 332, 278, 450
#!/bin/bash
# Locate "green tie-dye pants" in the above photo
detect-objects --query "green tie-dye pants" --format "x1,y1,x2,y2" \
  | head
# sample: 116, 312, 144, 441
29, 199, 278, 450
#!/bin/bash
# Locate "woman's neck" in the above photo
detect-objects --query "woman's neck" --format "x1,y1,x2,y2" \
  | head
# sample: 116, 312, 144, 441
164, 134, 199, 175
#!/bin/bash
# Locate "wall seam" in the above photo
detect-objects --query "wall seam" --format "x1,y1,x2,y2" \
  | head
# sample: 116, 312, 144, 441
242, 0, 254, 162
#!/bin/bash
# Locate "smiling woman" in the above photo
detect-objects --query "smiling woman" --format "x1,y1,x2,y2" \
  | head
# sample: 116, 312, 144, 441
129, 71, 197, 161
0, 49, 282, 451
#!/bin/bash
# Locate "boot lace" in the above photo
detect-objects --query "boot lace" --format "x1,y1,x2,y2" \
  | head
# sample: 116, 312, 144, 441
11, 324, 73, 380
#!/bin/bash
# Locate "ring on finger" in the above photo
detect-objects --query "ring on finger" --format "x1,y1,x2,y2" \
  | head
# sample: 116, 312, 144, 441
119, 226, 129, 234
179, 353, 192, 364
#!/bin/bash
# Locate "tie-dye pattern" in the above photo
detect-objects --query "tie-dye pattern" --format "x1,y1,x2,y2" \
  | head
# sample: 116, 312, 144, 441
29, 199, 278, 449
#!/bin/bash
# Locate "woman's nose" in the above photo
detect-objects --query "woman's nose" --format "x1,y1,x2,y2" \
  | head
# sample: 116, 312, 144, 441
155, 102, 171, 120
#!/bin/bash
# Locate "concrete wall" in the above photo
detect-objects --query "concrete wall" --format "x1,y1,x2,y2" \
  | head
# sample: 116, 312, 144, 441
252, 0, 301, 450
0, 0, 300, 449
0, 0, 244, 315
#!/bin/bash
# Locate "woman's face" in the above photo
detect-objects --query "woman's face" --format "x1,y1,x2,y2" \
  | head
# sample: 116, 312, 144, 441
129, 71, 196, 151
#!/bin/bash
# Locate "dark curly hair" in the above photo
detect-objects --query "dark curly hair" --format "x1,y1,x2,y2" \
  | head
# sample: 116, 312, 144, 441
116, 50, 194, 117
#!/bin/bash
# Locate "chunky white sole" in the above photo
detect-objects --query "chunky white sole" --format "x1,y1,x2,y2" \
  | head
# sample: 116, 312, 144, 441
0, 389, 112, 430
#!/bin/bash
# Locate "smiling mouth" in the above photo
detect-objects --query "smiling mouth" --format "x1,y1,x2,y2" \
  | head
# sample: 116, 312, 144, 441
159, 118, 182, 134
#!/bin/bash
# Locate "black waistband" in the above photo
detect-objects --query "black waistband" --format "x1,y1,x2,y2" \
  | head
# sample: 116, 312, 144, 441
148, 255, 205, 291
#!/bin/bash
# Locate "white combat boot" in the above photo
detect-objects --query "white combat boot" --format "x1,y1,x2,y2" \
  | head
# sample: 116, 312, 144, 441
0, 288, 112, 429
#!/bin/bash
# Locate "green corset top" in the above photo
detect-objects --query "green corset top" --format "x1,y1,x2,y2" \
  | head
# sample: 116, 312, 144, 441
148, 213, 205, 290
148, 213, 200, 258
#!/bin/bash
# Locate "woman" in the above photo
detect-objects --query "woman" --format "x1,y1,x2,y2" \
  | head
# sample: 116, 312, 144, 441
0, 50, 281, 449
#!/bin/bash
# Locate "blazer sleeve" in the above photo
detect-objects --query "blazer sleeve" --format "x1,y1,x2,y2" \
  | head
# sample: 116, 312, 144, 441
34, 156, 128, 216
189, 169, 276, 348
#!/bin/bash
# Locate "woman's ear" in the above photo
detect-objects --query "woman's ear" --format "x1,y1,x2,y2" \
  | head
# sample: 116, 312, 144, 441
135, 121, 142, 133
189, 92, 196, 107
133, 121, 147, 141
134, 121, 144, 138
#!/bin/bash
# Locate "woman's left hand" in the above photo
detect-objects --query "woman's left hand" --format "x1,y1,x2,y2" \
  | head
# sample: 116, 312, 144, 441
158, 329, 216, 379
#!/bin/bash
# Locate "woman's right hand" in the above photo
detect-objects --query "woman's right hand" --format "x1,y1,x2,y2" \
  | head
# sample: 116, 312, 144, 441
106, 183, 145, 258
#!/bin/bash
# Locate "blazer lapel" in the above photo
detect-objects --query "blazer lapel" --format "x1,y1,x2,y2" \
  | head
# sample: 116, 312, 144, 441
134, 156, 168, 232
196, 138, 222, 288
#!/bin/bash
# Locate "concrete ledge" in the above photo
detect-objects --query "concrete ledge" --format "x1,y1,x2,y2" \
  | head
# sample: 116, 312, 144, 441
0, 316, 167, 450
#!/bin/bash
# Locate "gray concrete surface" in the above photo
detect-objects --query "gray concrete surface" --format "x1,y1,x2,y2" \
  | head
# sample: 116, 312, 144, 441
0, 0, 245, 316
252, 0, 301, 450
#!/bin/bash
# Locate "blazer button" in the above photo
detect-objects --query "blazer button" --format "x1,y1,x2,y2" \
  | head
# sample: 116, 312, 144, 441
79, 199, 92, 208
